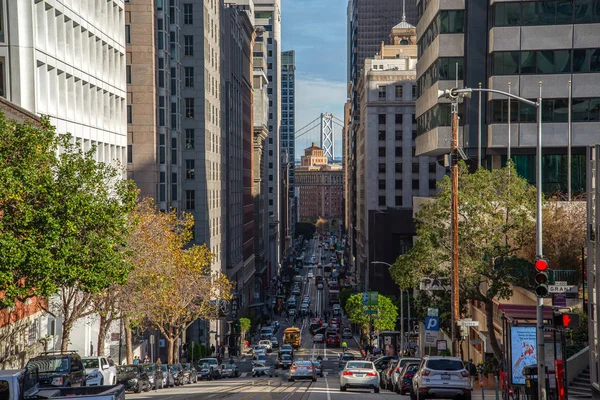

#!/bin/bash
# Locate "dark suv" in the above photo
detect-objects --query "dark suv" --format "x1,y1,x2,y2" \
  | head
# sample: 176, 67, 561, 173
26, 351, 86, 387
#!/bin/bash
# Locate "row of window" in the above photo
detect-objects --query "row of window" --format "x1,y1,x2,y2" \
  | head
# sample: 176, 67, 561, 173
377, 130, 419, 141
378, 196, 404, 207
416, 103, 465, 136
492, 48, 600, 75
377, 85, 418, 101
376, 162, 438, 174
377, 179, 438, 191
489, 97, 600, 123
493, 0, 600, 27
417, 10, 465, 58
378, 114, 417, 125
417, 57, 464, 97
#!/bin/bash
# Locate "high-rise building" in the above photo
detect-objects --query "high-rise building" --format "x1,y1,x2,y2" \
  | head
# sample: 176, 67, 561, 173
254, 0, 282, 279
588, 145, 600, 399
415, 0, 599, 194
354, 21, 445, 295
2, 1, 127, 166
281, 50, 296, 239
222, 4, 255, 317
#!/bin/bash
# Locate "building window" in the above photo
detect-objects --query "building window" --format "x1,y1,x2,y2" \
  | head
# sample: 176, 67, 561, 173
184, 67, 194, 87
395, 130, 403, 140
429, 163, 437, 173
378, 163, 386, 173
412, 162, 419, 173
127, 144, 133, 163
378, 147, 386, 157
395, 114, 403, 124
184, 35, 194, 56
395, 179, 402, 189
379, 179, 386, 190
126, 65, 132, 84
429, 179, 437, 190
127, 105, 132, 124
412, 179, 419, 190
185, 129, 195, 149
378, 114, 386, 125
395, 196, 403, 206
378, 85, 387, 99
395, 163, 402, 173
125, 25, 131, 44
185, 98, 194, 118
379, 196, 386, 206
184, 3, 193, 24
186, 190, 195, 210
395, 146, 402, 157
395, 85, 403, 99
378, 130, 386, 141
412, 85, 417, 99
185, 159, 195, 179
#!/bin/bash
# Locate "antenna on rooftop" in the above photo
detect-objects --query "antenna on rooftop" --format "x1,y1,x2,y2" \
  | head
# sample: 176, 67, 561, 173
402, 0, 406, 22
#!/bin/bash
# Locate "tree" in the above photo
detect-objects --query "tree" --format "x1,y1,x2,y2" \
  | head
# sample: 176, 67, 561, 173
128, 199, 232, 363
315, 217, 329, 234
344, 293, 398, 332
239, 318, 251, 335
339, 288, 353, 311
0, 114, 138, 351
390, 162, 536, 359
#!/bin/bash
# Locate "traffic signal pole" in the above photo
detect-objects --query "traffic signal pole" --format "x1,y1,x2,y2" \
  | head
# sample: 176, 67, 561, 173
451, 98, 460, 358
535, 82, 547, 400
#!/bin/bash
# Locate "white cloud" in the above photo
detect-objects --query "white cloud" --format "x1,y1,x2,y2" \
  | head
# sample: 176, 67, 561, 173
293, 76, 347, 159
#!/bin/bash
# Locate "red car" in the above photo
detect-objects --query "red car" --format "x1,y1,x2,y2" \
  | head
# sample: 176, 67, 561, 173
327, 335, 340, 347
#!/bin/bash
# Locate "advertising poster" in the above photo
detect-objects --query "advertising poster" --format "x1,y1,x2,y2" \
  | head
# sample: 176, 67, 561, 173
510, 326, 537, 385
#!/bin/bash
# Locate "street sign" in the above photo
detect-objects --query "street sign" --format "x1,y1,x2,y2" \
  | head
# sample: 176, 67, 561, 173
548, 285, 577, 293
458, 320, 480, 327
427, 308, 439, 317
437, 340, 447, 351
370, 291, 379, 307
231, 297, 239, 319
420, 277, 449, 291
425, 331, 438, 345
362, 292, 369, 306
425, 317, 440, 331
364, 309, 378, 315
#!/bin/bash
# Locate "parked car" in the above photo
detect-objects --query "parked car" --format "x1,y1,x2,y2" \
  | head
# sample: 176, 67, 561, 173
26, 351, 86, 388
288, 361, 317, 382
180, 363, 197, 384
197, 362, 221, 380
168, 364, 185, 386
396, 362, 420, 394
339, 353, 356, 369
142, 363, 164, 389
82, 356, 117, 386
373, 355, 398, 373
326, 335, 340, 347
339, 360, 380, 393
411, 356, 471, 400
276, 354, 294, 369
159, 364, 175, 388
381, 359, 399, 390
341, 328, 353, 339
116, 364, 150, 393
219, 362, 240, 378
391, 358, 421, 393
270, 336, 280, 349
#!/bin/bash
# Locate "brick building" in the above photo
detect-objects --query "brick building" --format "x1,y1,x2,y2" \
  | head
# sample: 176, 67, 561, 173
295, 143, 344, 223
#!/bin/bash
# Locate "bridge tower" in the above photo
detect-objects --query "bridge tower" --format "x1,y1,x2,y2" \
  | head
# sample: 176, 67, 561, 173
320, 113, 334, 161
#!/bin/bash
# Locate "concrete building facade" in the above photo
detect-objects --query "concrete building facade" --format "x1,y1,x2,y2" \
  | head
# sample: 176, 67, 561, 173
1, 0, 127, 165
416, 0, 600, 194
296, 143, 344, 223
588, 145, 600, 398
354, 21, 445, 294
281, 49, 296, 240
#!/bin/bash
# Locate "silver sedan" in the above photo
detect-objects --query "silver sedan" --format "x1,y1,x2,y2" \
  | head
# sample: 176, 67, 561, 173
289, 361, 317, 382
339, 361, 380, 393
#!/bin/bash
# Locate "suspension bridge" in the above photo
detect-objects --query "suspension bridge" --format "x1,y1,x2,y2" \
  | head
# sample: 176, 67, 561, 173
294, 113, 345, 162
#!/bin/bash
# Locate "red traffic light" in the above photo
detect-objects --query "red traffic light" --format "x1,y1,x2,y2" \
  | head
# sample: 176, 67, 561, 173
535, 258, 548, 271
553, 312, 581, 329
562, 314, 572, 327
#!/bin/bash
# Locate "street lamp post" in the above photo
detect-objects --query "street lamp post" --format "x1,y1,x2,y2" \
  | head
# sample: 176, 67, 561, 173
439, 85, 546, 400
372, 261, 408, 355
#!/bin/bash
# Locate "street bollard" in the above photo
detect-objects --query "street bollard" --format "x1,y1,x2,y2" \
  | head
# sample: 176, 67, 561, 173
495, 376, 500, 400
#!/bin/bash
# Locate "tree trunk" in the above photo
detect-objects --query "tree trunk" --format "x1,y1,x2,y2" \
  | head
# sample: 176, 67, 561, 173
167, 338, 175, 364
124, 315, 133, 364
97, 314, 111, 356
485, 299, 503, 360
60, 321, 73, 353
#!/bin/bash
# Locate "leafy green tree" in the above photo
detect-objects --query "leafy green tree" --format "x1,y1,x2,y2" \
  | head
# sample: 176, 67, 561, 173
239, 317, 251, 335
339, 288, 353, 311
390, 162, 536, 359
344, 293, 398, 331
0, 114, 138, 351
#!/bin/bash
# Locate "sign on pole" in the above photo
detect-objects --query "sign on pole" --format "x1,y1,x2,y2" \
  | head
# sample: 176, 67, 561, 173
370, 291, 379, 307
458, 320, 480, 327
425, 317, 440, 332
548, 284, 577, 294
427, 308, 439, 317
362, 292, 369, 306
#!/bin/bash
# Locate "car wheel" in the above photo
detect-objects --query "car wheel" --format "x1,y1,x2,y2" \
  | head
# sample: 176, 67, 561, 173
340, 385, 346, 392
410, 389, 417, 400
374, 386, 380, 393
100, 378, 104, 386
312, 377, 317, 382
134, 383, 142, 393
144, 383, 151, 392
288, 378, 294, 382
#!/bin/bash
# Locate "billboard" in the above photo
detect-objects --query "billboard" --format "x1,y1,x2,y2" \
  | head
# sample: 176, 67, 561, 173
510, 326, 537, 385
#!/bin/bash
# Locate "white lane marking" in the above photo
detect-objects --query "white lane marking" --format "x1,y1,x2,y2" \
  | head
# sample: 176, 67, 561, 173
325, 372, 332, 400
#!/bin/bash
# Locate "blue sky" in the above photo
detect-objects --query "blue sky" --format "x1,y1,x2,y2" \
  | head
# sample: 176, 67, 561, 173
281, 0, 347, 159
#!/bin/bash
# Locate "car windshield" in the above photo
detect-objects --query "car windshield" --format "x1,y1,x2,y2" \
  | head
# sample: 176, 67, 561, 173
282, 355, 292, 360
143, 364, 156, 372
199, 364, 210, 369
82, 359, 99, 369
346, 362, 373, 369
199, 359, 217, 365
342, 354, 355, 360
426, 359, 464, 371
117, 366, 137, 374
159, 365, 168, 372
406, 365, 419, 373
28, 357, 70, 373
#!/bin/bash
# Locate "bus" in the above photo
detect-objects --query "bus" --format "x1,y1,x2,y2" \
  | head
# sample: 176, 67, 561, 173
323, 264, 332, 278
283, 327, 302, 349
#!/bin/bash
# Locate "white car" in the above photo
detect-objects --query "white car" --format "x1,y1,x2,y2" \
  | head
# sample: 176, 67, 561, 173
317, 283, 324, 290
82, 356, 117, 386
258, 340, 273, 352
411, 356, 471, 400
340, 360, 380, 393
307, 271, 314, 279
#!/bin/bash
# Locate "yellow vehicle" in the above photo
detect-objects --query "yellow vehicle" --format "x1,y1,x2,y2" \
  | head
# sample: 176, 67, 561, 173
283, 327, 302, 349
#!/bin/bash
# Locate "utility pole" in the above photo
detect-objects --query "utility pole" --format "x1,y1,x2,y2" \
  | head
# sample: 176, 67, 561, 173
451, 95, 460, 358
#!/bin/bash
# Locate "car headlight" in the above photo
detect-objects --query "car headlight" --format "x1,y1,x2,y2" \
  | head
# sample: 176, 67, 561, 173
87, 373, 99, 379
51, 377, 64, 386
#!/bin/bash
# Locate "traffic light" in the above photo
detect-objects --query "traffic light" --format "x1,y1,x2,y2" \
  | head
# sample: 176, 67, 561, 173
553, 312, 581, 329
534, 257, 549, 297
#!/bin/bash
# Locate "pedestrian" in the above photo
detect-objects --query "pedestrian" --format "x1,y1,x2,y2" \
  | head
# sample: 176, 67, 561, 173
143, 355, 150, 364
133, 356, 140, 365
210, 344, 216, 356
107, 356, 115, 367
342, 341, 348, 352
220, 345, 225, 359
